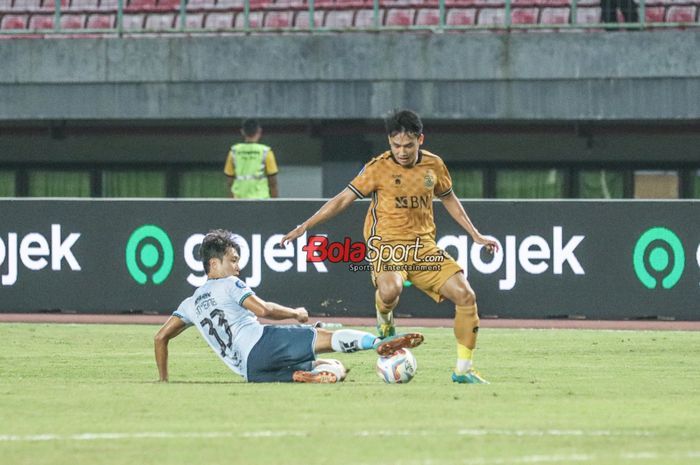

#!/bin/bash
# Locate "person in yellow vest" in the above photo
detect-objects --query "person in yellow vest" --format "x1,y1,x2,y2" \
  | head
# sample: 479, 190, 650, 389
224, 119, 279, 199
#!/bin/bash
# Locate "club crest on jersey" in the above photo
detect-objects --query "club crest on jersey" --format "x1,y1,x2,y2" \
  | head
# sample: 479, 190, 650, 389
392, 174, 402, 186
424, 172, 435, 189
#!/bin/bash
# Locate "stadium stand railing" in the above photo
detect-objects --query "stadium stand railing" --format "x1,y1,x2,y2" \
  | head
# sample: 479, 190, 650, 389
0, 0, 698, 35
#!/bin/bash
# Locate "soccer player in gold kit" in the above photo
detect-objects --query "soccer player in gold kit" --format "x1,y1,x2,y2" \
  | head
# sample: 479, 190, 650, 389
282, 110, 499, 383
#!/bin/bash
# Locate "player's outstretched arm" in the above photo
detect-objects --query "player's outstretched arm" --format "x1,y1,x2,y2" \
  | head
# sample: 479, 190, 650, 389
154, 316, 188, 382
242, 294, 309, 323
280, 188, 357, 246
440, 191, 499, 253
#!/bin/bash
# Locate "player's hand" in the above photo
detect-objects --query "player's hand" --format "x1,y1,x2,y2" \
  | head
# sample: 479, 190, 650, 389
473, 234, 500, 254
281, 224, 307, 246
294, 307, 309, 323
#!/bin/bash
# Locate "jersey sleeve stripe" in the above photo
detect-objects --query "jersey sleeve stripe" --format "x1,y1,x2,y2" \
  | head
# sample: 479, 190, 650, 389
172, 311, 193, 326
238, 292, 253, 306
437, 187, 453, 198
347, 183, 365, 199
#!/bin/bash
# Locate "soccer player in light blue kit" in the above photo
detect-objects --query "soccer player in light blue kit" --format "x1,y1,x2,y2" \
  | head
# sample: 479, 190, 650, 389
155, 229, 423, 383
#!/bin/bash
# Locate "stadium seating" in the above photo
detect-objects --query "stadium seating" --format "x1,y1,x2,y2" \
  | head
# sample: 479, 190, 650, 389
0, 0, 698, 32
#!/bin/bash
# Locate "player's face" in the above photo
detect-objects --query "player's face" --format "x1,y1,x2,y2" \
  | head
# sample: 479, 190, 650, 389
211, 247, 240, 278
223, 248, 241, 278
388, 132, 424, 167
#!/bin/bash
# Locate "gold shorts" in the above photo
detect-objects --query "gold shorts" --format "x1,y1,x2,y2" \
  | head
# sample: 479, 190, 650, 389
368, 239, 463, 303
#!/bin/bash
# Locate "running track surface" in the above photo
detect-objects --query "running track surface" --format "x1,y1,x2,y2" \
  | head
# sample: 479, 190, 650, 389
1, 313, 699, 331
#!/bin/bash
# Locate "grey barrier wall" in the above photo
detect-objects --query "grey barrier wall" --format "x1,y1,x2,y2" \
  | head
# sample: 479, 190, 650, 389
1, 31, 700, 121
0, 199, 698, 319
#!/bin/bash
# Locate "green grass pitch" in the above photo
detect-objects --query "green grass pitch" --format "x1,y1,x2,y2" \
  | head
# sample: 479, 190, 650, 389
1, 323, 699, 465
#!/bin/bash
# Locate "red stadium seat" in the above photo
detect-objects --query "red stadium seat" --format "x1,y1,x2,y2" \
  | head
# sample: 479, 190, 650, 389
511, 7, 538, 23
248, 0, 273, 8
315, 0, 336, 8
415, 8, 440, 25
29, 14, 55, 29
156, 0, 181, 9
354, 8, 383, 26
203, 11, 234, 27
1, 14, 29, 29
127, 0, 157, 10
40, 0, 70, 10
324, 9, 355, 27
293, 10, 324, 27
61, 13, 86, 27
477, 7, 505, 24
385, 8, 415, 25
144, 12, 174, 28
666, 5, 696, 22
539, 7, 569, 24
446, 7, 476, 25
644, 6, 665, 22
234, 10, 263, 26
86, 13, 114, 27
264, 9, 293, 26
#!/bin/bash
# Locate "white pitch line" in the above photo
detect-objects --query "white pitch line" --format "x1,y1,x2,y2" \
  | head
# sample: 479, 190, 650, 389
0, 429, 653, 443
457, 429, 653, 437
0, 431, 305, 442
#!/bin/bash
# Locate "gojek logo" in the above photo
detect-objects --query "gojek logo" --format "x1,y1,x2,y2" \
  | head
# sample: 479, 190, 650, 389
633, 227, 685, 289
125, 225, 174, 285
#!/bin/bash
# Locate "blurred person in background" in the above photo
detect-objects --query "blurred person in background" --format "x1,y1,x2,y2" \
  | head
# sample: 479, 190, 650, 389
600, 0, 639, 24
224, 119, 279, 199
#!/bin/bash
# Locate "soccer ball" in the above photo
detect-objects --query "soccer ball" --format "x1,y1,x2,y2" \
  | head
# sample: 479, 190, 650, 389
375, 348, 417, 384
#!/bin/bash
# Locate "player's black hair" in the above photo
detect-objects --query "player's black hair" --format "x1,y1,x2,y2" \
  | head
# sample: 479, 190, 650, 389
384, 109, 423, 137
200, 229, 241, 274
241, 119, 261, 137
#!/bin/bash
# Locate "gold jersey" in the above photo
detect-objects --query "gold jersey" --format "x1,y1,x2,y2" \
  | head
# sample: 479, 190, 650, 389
348, 150, 453, 242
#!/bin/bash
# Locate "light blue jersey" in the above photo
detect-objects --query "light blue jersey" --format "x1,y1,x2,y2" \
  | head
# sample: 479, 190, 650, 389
173, 276, 264, 380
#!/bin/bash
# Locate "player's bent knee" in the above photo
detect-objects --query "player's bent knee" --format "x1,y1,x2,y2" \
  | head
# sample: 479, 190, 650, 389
454, 288, 476, 307
377, 285, 402, 307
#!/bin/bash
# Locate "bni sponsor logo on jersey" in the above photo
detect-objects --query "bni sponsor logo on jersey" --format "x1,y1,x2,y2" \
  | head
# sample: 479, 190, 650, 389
0, 225, 81, 286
